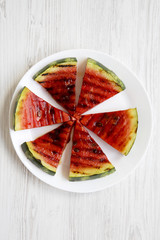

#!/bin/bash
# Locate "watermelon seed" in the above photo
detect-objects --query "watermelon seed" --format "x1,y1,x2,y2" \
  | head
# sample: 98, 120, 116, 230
37, 111, 42, 118
96, 122, 103, 127
74, 148, 79, 152
50, 108, 55, 115
91, 143, 97, 147
90, 99, 99, 104
100, 158, 106, 162
93, 149, 98, 153
62, 96, 70, 102
113, 116, 120, 125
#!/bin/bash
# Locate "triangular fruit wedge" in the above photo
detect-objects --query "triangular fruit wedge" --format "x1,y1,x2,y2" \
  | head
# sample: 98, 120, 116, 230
22, 121, 74, 175
69, 121, 115, 181
76, 58, 125, 115
14, 87, 71, 131
34, 58, 77, 115
80, 109, 138, 156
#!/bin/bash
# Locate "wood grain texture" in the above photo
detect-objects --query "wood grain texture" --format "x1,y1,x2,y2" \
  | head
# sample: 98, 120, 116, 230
0, 0, 159, 239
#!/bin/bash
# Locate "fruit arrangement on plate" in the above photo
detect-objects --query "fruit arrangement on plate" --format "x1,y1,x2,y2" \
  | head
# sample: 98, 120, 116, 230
14, 57, 138, 181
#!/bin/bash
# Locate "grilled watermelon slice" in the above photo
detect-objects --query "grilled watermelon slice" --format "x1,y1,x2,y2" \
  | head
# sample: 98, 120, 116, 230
22, 121, 74, 175
76, 58, 125, 115
14, 87, 71, 131
80, 108, 138, 156
69, 121, 115, 181
34, 58, 77, 115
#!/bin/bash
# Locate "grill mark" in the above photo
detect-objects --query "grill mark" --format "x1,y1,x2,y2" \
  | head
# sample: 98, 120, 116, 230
72, 147, 102, 154
85, 72, 108, 80
49, 107, 55, 123
51, 150, 59, 155
43, 85, 75, 97
97, 117, 113, 136
46, 134, 69, 145
33, 150, 60, 162
47, 88, 75, 95
73, 138, 97, 146
40, 100, 49, 126
41, 69, 76, 76
32, 139, 63, 149
40, 77, 76, 84
83, 80, 112, 92
71, 154, 102, 162
108, 117, 129, 144
111, 128, 128, 149
79, 88, 118, 99
56, 64, 75, 67
30, 93, 41, 127
110, 123, 131, 151
59, 111, 63, 122
27, 94, 34, 128
83, 73, 118, 88
71, 159, 107, 168
84, 72, 117, 85
105, 116, 121, 138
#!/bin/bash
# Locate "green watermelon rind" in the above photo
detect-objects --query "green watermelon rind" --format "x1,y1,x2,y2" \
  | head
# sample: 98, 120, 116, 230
88, 58, 126, 90
123, 108, 138, 156
33, 57, 77, 80
69, 167, 116, 181
21, 142, 56, 175
14, 87, 26, 131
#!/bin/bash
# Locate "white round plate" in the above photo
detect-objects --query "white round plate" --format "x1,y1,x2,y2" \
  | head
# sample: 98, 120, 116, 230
9, 49, 152, 193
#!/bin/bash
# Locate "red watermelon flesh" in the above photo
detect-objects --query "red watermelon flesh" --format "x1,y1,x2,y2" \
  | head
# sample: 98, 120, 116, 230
15, 87, 71, 131
80, 109, 138, 156
24, 121, 74, 173
76, 58, 125, 115
69, 121, 115, 181
34, 58, 77, 115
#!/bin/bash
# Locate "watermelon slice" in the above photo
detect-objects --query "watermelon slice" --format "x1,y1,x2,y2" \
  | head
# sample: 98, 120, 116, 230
69, 121, 115, 181
22, 121, 74, 175
80, 109, 138, 156
76, 58, 125, 115
34, 58, 77, 115
14, 87, 71, 131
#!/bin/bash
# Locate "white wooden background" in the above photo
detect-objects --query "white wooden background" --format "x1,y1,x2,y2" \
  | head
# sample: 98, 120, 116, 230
0, 0, 159, 239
